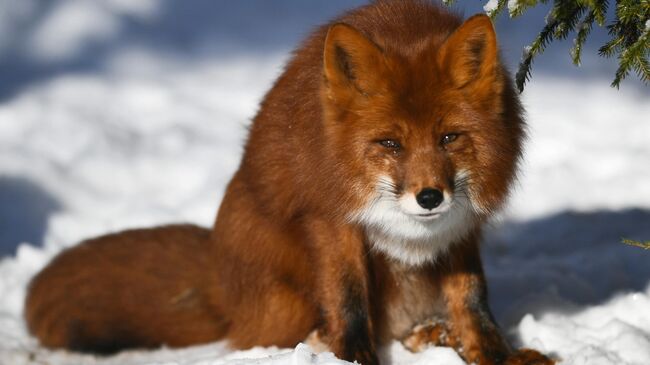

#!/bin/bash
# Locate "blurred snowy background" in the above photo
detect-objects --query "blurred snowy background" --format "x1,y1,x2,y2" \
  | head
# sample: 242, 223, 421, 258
0, 1, 649, 364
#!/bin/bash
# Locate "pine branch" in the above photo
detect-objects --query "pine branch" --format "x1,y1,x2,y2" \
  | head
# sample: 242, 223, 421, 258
515, 1, 589, 90
571, 11, 596, 65
515, 0, 586, 92
622, 238, 650, 250
610, 4, 650, 87
509, 0, 543, 17
590, 0, 608, 26
472, 0, 649, 91
516, 7, 564, 91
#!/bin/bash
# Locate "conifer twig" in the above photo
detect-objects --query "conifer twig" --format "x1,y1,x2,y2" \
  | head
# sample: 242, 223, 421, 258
459, 0, 650, 91
622, 238, 650, 250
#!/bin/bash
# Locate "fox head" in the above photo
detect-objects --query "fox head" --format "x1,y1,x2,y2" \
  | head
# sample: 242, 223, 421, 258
320, 14, 524, 266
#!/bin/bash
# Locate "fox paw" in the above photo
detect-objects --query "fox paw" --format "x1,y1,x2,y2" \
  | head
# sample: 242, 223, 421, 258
401, 319, 459, 352
304, 329, 331, 354
504, 348, 556, 365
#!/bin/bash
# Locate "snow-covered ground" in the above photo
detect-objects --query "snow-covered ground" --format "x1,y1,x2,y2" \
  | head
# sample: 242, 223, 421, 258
1, 1, 649, 365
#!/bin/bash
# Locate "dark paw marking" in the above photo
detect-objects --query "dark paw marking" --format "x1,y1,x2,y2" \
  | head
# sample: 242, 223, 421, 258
505, 348, 556, 365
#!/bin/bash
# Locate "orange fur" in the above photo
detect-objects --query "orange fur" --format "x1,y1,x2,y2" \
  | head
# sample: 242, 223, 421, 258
25, 2, 554, 364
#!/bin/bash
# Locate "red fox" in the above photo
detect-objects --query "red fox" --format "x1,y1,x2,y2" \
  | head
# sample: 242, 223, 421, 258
25, 1, 554, 365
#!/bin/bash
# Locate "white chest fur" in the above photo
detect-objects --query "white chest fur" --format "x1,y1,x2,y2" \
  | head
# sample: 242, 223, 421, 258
353, 176, 477, 266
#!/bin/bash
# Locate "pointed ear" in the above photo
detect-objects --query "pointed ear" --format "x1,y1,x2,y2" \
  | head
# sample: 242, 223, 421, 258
438, 15, 500, 91
323, 23, 387, 100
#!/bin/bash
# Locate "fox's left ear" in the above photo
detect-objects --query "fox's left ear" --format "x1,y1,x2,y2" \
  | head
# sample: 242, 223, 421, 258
438, 15, 501, 94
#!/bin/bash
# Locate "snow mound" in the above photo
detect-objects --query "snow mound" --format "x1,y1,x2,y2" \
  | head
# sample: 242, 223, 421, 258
518, 286, 650, 365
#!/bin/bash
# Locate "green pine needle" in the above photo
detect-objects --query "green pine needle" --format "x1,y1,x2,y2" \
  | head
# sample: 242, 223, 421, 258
622, 238, 650, 250
447, 0, 650, 91
572, 11, 596, 65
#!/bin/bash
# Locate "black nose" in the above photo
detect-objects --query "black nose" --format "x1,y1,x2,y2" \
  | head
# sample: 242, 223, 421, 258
416, 188, 443, 210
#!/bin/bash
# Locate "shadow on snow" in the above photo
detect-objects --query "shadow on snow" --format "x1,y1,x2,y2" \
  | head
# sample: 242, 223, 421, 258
0, 176, 61, 257
483, 208, 650, 329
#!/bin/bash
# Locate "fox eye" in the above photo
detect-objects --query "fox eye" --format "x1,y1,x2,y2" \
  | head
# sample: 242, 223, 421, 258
379, 139, 401, 150
440, 133, 459, 145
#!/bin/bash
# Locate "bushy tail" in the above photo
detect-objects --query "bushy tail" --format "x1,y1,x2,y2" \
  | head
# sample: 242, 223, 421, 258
24, 224, 228, 354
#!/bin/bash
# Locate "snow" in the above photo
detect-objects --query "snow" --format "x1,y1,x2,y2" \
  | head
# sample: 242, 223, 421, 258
1, 1, 650, 365
481, 0, 526, 17
483, 0, 521, 16
507, 0, 521, 16
483, 0, 499, 15
517, 288, 650, 365
8, 0, 157, 63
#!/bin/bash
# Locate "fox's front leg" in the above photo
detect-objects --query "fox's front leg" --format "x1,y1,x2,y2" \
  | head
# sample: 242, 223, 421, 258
306, 219, 379, 365
438, 236, 554, 365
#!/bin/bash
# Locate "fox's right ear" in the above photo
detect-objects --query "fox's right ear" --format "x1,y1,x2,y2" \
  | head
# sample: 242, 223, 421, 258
323, 23, 387, 102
